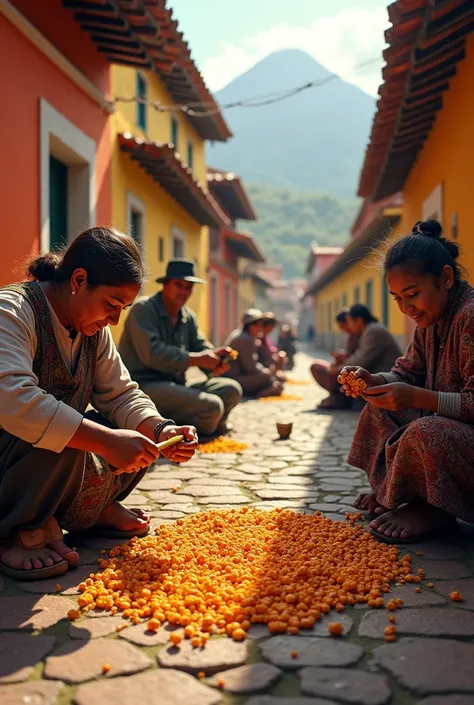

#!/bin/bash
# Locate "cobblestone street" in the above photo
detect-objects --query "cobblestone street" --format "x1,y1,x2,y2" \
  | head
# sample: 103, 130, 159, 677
2, 350, 474, 705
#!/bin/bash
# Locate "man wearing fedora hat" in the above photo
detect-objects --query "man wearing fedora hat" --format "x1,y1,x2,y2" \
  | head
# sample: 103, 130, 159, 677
225, 309, 283, 398
119, 259, 242, 437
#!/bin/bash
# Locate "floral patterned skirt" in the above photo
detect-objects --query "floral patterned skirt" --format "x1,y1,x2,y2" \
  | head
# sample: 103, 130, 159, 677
348, 404, 474, 522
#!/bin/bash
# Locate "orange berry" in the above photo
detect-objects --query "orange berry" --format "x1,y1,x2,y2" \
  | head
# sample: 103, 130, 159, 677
328, 622, 343, 636
450, 591, 463, 602
196, 671, 206, 679
67, 609, 80, 621
291, 651, 299, 659
231, 628, 246, 641
169, 632, 182, 646
101, 663, 111, 674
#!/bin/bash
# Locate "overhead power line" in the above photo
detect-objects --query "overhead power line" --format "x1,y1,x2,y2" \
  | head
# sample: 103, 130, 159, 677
112, 57, 380, 118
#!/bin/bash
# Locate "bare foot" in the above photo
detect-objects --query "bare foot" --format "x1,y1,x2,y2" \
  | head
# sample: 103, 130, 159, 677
95, 502, 151, 532
353, 492, 387, 516
47, 540, 79, 568
369, 500, 455, 540
0, 539, 66, 572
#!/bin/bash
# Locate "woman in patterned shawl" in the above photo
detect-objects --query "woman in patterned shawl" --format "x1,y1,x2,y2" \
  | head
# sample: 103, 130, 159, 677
339, 219, 474, 543
0, 228, 197, 580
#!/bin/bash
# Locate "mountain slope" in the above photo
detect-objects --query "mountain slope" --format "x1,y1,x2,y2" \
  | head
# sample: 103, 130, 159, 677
209, 49, 375, 197
241, 183, 358, 279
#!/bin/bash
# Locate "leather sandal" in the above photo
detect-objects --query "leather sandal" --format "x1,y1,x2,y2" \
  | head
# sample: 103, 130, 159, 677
0, 519, 69, 581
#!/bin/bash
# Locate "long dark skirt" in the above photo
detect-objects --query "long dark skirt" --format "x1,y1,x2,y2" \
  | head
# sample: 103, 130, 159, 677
348, 403, 474, 522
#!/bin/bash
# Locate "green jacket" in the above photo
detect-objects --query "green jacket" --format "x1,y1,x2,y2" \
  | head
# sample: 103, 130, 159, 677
119, 292, 212, 385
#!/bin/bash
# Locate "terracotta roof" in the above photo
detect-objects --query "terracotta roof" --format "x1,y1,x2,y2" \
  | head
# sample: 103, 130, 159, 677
119, 133, 231, 228
358, 0, 474, 200
223, 230, 266, 263
305, 203, 402, 297
207, 168, 257, 221
64, 0, 231, 142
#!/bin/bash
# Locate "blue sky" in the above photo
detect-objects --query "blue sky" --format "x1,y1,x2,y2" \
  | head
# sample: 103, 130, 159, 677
169, 0, 390, 95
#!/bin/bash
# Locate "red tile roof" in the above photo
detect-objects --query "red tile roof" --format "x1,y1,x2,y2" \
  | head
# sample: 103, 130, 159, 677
64, 0, 231, 142
223, 229, 266, 263
207, 168, 257, 221
119, 133, 231, 228
358, 0, 474, 200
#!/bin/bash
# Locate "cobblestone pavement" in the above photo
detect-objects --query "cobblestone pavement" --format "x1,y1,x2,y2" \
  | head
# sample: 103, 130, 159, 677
2, 351, 474, 705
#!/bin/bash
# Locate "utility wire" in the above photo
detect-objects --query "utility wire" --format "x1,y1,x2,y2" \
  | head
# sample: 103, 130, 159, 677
112, 57, 380, 118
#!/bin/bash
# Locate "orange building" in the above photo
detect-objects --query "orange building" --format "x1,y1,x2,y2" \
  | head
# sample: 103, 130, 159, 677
0, 0, 114, 284
207, 169, 265, 343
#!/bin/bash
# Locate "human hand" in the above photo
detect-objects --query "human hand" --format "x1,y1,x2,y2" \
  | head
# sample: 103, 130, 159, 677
212, 361, 230, 377
362, 382, 416, 411
157, 425, 198, 463
337, 366, 375, 392
214, 346, 232, 358
103, 429, 160, 474
195, 351, 221, 370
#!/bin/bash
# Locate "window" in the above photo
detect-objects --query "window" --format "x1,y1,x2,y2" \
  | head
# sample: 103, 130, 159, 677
381, 274, 389, 326
209, 228, 220, 252
41, 99, 96, 253
210, 274, 218, 344
187, 140, 193, 169
136, 72, 147, 131
171, 116, 179, 150
365, 279, 373, 312
130, 209, 143, 245
354, 286, 360, 304
158, 237, 164, 262
334, 298, 340, 317
171, 226, 185, 258
342, 292, 347, 309
49, 156, 68, 249
225, 281, 231, 325
328, 302, 332, 331
126, 192, 145, 250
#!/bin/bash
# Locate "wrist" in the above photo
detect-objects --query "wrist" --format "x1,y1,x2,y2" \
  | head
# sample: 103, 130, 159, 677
413, 387, 438, 412
187, 352, 202, 367
371, 374, 386, 386
153, 418, 176, 442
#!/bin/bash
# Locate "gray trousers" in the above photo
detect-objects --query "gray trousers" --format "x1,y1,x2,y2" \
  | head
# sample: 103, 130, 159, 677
0, 414, 144, 539
233, 369, 273, 396
140, 377, 242, 436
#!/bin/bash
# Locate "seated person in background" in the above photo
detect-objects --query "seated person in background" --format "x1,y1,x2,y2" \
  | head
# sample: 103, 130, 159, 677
311, 310, 360, 410
343, 304, 402, 377
119, 259, 242, 437
258, 312, 288, 375
278, 323, 297, 370
225, 309, 283, 398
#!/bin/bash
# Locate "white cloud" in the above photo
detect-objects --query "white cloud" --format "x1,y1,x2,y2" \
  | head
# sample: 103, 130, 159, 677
201, 7, 390, 96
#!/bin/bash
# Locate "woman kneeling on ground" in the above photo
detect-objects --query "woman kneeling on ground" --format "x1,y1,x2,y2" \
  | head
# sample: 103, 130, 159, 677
339, 219, 474, 544
0, 227, 197, 581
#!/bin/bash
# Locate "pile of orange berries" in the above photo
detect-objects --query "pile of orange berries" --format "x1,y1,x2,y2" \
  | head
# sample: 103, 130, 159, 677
258, 394, 304, 402
285, 379, 310, 386
339, 370, 367, 398
198, 437, 248, 454
75, 508, 416, 647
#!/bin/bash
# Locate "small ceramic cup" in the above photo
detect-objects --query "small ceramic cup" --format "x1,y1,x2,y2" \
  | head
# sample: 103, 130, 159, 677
276, 422, 293, 440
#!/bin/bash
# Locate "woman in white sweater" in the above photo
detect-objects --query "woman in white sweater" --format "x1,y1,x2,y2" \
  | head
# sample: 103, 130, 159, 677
0, 227, 197, 581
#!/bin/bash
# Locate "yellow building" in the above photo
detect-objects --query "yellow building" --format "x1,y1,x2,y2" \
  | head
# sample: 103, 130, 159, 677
306, 197, 405, 351
358, 0, 474, 345
103, 4, 232, 339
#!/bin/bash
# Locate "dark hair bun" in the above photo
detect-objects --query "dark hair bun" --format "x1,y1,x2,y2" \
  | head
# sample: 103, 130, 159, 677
27, 252, 63, 281
412, 219, 459, 261
411, 219, 443, 238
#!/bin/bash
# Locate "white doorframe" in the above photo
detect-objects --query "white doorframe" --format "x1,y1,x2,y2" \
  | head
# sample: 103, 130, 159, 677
40, 98, 96, 252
